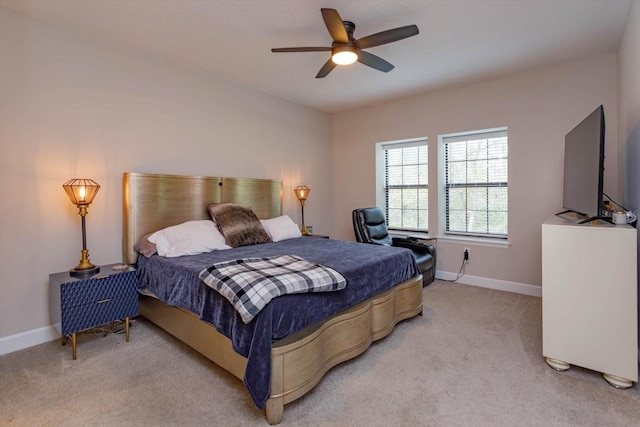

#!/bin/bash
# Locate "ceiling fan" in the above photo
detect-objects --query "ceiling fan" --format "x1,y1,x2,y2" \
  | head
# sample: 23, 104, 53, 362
271, 8, 419, 78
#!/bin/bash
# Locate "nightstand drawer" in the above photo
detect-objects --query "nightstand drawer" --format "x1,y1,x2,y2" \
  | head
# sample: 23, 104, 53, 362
60, 271, 136, 308
61, 294, 138, 334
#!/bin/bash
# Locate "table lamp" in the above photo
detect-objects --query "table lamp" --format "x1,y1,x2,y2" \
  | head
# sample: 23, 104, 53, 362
63, 178, 100, 276
293, 185, 310, 235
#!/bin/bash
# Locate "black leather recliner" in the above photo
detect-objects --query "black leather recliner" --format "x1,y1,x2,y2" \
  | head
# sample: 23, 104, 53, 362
352, 207, 436, 287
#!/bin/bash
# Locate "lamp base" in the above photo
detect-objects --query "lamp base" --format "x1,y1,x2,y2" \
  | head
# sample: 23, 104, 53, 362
71, 249, 99, 277
70, 265, 100, 277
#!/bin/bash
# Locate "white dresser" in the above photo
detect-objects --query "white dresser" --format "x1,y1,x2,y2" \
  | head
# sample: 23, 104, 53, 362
542, 214, 638, 388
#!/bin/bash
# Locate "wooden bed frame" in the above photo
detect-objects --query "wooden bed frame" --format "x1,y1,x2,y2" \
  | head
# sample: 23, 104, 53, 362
123, 172, 423, 424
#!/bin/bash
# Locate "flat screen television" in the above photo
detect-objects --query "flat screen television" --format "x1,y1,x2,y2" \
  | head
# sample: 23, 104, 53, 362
560, 105, 608, 223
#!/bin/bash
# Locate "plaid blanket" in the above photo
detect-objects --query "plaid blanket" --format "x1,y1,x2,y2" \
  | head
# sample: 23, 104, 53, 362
199, 255, 347, 324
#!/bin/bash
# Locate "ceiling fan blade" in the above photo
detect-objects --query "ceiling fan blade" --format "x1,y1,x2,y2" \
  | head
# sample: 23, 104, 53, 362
355, 25, 419, 49
316, 58, 337, 78
271, 47, 332, 53
358, 50, 394, 72
321, 8, 348, 43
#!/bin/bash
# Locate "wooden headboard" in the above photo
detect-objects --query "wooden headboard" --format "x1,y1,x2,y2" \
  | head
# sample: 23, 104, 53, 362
122, 172, 282, 264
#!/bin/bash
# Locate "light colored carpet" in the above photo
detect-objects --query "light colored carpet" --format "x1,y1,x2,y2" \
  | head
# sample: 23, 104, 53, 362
1, 281, 639, 426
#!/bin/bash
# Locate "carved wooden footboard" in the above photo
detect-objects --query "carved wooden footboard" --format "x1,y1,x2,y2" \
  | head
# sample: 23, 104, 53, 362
265, 274, 422, 424
139, 274, 422, 424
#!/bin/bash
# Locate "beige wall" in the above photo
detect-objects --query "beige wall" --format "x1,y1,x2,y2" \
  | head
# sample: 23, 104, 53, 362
619, 0, 640, 145
0, 8, 332, 340
2, 2, 635, 349
331, 53, 619, 287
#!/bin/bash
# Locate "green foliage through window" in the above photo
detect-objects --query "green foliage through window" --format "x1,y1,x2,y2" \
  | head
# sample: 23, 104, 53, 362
444, 130, 508, 238
384, 141, 428, 231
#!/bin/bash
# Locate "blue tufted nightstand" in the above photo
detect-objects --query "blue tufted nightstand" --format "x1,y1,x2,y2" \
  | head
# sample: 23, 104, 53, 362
49, 264, 138, 359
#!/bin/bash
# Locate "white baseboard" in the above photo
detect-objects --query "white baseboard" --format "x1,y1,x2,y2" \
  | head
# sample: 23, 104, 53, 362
4, 283, 636, 359
0, 325, 59, 356
435, 270, 542, 298
0, 275, 542, 356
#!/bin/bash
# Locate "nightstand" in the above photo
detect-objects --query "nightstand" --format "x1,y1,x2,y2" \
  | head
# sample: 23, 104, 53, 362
49, 264, 138, 359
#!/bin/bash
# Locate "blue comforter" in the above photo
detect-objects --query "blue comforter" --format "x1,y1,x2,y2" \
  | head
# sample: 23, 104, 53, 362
136, 237, 419, 409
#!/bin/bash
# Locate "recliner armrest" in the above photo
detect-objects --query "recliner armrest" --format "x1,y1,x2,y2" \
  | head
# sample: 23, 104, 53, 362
391, 237, 436, 256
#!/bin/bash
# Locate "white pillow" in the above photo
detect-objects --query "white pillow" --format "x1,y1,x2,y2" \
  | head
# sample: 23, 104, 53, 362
148, 220, 230, 257
260, 215, 302, 242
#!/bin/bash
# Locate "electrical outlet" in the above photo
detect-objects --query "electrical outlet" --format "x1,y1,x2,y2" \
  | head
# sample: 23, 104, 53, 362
464, 248, 470, 261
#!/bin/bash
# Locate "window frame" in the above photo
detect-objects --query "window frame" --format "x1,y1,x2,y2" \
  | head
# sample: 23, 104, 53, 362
375, 137, 429, 233
439, 128, 509, 240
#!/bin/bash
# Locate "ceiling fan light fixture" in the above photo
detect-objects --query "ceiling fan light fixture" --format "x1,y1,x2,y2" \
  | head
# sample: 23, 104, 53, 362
331, 46, 358, 65
271, 8, 419, 77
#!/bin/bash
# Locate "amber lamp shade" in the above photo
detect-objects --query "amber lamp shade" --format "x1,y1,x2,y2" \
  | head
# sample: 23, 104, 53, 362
294, 185, 310, 235
63, 179, 101, 277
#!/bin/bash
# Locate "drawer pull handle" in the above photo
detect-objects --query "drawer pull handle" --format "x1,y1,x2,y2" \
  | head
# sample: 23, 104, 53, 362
96, 298, 110, 304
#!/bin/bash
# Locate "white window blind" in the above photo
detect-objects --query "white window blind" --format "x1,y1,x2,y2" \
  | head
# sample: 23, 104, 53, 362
444, 129, 508, 238
382, 139, 428, 232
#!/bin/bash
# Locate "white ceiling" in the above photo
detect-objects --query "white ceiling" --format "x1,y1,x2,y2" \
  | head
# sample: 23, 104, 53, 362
1, 0, 632, 113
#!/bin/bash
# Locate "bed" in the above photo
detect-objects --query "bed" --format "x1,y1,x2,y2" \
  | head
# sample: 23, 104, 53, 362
123, 172, 423, 424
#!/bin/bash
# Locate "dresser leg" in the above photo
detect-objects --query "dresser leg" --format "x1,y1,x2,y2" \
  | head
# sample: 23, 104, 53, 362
71, 332, 77, 360
603, 373, 633, 389
125, 317, 130, 342
545, 357, 570, 371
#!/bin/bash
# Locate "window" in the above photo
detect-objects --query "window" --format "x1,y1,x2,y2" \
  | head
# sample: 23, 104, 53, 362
378, 139, 428, 232
443, 129, 508, 238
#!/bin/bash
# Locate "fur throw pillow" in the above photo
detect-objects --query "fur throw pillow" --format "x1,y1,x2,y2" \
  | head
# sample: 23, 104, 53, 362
208, 203, 272, 248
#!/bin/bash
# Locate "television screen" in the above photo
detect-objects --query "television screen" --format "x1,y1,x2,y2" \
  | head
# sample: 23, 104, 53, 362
561, 105, 605, 221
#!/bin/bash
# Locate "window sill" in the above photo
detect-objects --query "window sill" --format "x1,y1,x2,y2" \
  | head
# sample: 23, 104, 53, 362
389, 230, 432, 239
436, 234, 510, 248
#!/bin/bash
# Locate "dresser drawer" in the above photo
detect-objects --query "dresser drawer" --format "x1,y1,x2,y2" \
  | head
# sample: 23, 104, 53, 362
61, 293, 138, 334
60, 270, 137, 309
